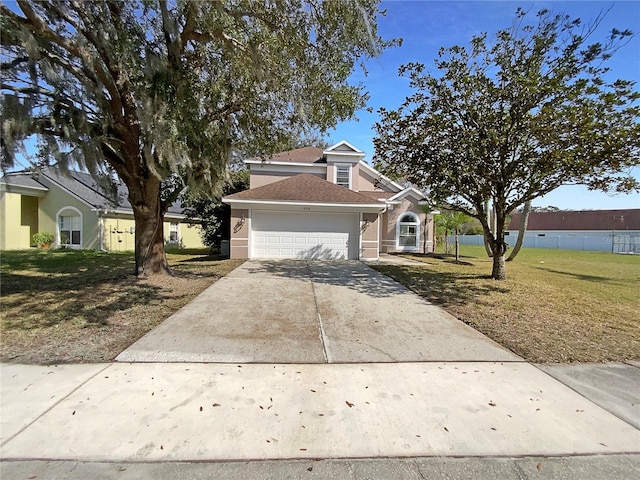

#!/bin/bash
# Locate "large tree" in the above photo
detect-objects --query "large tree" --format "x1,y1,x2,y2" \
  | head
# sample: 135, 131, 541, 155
1, 0, 393, 275
373, 8, 640, 280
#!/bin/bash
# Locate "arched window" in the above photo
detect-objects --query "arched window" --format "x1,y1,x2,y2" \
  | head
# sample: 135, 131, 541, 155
57, 207, 83, 249
397, 213, 419, 250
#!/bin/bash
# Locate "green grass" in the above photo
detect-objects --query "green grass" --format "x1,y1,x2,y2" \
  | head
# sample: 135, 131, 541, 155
371, 245, 640, 363
1, 249, 243, 364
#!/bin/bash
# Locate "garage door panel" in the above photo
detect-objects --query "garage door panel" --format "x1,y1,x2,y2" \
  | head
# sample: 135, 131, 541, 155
252, 211, 358, 260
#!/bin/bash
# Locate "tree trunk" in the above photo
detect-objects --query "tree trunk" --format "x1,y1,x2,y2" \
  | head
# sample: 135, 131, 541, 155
491, 247, 506, 280
454, 227, 460, 262
507, 200, 532, 262
490, 216, 509, 280
478, 200, 508, 280
127, 174, 171, 277
444, 229, 451, 254
483, 199, 493, 257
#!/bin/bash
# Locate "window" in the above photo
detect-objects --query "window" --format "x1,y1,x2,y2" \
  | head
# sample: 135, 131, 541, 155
335, 165, 351, 189
397, 213, 419, 250
169, 222, 179, 243
59, 214, 82, 247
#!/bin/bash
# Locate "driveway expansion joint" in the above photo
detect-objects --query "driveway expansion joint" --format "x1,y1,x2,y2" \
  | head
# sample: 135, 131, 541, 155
306, 261, 330, 364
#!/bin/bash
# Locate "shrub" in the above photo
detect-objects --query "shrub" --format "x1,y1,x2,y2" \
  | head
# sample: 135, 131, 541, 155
32, 232, 55, 248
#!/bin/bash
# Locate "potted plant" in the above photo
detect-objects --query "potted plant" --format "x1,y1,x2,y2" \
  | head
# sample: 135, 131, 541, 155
32, 232, 55, 249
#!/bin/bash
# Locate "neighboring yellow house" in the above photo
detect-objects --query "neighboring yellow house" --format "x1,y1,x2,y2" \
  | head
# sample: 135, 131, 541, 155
0, 168, 205, 251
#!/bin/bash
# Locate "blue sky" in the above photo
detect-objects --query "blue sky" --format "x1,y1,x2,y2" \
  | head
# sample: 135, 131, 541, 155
328, 0, 640, 210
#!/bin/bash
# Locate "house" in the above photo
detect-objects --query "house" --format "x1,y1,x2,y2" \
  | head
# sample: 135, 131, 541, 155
0, 168, 205, 251
506, 209, 640, 252
222, 141, 434, 260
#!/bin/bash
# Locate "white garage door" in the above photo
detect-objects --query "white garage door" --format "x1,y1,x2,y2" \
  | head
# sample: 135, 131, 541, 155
252, 211, 359, 260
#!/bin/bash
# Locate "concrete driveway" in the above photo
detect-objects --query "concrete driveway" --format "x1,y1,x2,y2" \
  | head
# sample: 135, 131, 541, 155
117, 260, 519, 363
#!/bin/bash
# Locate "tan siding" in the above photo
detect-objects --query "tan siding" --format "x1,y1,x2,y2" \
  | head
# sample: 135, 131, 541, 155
250, 170, 325, 188
358, 172, 378, 191
351, 163, 359, 191
326, 164, 335, 185
360, 212, 379, 259
230, 208, 249, 258
382, 199, 428, 253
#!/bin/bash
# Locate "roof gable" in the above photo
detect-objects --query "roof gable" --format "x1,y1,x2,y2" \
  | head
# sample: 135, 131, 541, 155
508, 209, 640, 231
223, 173, 383, 205
388, 187, 426, 202
324, 140, 363, 154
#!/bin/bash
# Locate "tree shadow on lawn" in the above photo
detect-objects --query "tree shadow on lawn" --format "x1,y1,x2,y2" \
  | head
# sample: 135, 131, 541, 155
371, 264, 510, 308
532, 266, 620, 284
2, 279, 164, 331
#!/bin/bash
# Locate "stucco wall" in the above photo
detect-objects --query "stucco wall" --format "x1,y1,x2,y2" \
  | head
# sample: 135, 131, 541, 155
101, 216, 205, 251
357, 167, 387, 192
229, 208, 249, 258
381, 199, 428, 253
102, 217, 136, 251
36, 177, 99, 249
177, 222, 205, 249
0, 191, 37, 249
360, 212, 379, 259
250, 169, 325, 188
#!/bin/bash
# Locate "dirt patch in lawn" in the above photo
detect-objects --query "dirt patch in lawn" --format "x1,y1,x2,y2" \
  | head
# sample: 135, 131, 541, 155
1, 250, 244, 364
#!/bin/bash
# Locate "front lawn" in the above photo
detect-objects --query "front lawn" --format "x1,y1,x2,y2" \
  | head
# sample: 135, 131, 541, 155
0, 249, 243, 364
371, 246, 640, 363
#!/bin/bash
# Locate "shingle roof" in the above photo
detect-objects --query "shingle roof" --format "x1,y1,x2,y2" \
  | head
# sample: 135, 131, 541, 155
254, 146, 326, 164
508, 209, 640, 231
2, 168, 184, 215
224, 173, 384, 205
42, 168, 130, 210
0, 172, 48, 190
358, 191, 396, 200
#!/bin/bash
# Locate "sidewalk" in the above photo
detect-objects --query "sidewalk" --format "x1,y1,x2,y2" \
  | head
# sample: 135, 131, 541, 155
1, 362, 638, 464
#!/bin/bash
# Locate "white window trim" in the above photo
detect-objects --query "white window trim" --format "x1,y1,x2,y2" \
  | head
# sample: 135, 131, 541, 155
334, 163, 352, 189
168, 222, 180, 244
396, 212, 420, 251
56, 206, 83, 249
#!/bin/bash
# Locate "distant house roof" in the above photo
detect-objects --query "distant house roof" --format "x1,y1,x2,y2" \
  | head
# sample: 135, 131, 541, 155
249, 141, 364, 165
508, 209, 640, 231
223, 173, 383, 206
1, 168, 184, 215
0, 172, 49, 192
252, 147, 326, 164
